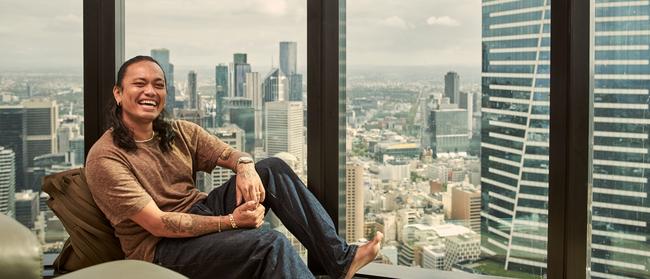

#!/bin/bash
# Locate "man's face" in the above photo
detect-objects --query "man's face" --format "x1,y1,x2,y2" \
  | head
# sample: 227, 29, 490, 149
113, 60, 167, 125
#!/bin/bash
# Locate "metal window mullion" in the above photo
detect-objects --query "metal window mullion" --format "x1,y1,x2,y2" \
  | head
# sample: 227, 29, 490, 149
307, 0, 340, 275
83, 0, 122, 157
548, 0, 592, 278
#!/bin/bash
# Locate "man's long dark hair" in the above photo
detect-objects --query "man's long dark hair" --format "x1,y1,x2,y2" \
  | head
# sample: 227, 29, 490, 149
107, 55, 175, 153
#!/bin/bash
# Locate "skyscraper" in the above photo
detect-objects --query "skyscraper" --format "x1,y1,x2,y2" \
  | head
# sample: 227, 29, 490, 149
444, 72, 460, 104
206, 125, 245, 192
245, 72, 261, 101
15, 189, 38, 229
481, 1, 650, 276
345, 162, 364, 243
188, 71, 198, 109
262, 68, 288, 102
0, 146, 16, 218
245, 72, 263, 143
57, 115, 82, 154
215, 64, 229, 127
175, 108, 204, 127
2, 100, 60, 193
26, 83, 32, 99
459, 92, 475, 136
288, 74, 303, 102
279, 42, 297, 75
24, 100, 58, 191
590, 2, 650, 278
151, 48, 176, 111
0, 106, 25, 189
224, 97, 255, 153
233, 53, 247, 64
265, 101, 304, 167
230, 53, 251, 98
481, 1, 550, 276
428, 105, 469, 155
279, 42, 303, 102
69, 136, 84, 166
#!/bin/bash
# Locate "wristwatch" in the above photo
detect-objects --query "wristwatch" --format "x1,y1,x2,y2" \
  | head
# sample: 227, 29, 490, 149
236, 156, 254, 167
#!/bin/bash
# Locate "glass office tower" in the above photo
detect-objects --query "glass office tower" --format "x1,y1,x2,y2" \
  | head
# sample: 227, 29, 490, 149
215, 64, 229, 127
481, 0, 551, 276
483, 1, 650, 278
590, 1, 650, 278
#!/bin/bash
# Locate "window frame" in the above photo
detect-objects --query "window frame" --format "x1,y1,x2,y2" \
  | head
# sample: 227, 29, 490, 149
83, 0, 123, 156
548, 0, 592, 278
305, 0, 343, 274
83, 0, 593, 278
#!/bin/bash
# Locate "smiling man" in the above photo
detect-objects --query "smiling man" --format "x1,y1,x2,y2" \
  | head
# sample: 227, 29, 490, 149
84, 55, 382, 279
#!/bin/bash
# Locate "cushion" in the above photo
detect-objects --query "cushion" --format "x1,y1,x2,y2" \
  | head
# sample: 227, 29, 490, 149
57, 260, 187, 279
42, 168, 125, 274
0, 213, 42, 279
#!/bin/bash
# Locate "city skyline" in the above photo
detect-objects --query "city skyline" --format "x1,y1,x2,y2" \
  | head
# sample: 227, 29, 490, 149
5, 1, 649, 278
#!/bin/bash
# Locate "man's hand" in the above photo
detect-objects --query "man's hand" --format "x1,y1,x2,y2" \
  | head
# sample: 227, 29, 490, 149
232, 201, 265, 229
235, 162, 265, 206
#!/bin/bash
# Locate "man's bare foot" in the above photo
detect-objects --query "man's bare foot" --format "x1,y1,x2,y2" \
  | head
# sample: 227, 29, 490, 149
345, 232, 384, 279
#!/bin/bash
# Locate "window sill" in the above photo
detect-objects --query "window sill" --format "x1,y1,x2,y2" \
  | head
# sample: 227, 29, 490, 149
355, 263, 501, 279
46, 254, 500, 279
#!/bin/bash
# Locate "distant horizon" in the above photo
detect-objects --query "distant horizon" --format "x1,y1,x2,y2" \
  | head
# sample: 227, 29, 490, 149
0, 64, 483, 86
0, 63, 480, 73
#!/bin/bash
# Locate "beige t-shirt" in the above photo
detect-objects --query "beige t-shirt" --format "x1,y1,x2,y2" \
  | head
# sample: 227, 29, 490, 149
86, 120, 230, 262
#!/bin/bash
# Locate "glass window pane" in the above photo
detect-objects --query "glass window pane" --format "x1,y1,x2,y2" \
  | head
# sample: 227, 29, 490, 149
0, 0, 83, 260
590, 1, 650, 278
125, 0, 308, 259
344, 0, 550, 277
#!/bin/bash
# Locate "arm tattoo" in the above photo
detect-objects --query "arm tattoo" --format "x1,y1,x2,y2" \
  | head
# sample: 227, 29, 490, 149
219, 147, 233, 160
160, 212, 216, 236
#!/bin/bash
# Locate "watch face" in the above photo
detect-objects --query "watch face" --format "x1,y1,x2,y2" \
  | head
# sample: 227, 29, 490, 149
238, 156, 254, 163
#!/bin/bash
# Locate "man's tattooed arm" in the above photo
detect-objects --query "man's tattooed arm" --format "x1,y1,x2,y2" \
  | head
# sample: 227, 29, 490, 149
159, 212, 227, 237
216, 149, 253, 173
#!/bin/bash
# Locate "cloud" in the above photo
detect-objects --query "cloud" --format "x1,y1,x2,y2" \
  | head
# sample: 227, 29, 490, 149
1, 0, 483, 69
253, 0, 288, 16
54, 14, 82, 24
380, 16, 415, 29
426, 16, 460, 27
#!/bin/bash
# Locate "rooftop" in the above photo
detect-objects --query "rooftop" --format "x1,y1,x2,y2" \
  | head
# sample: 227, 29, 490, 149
432, 224, 471, 237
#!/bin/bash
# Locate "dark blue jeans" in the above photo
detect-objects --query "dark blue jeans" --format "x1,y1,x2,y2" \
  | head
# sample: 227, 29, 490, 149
154, 158, 357, 279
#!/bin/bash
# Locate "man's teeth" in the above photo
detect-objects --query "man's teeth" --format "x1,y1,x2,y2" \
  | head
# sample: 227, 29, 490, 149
139, 100, 157, 106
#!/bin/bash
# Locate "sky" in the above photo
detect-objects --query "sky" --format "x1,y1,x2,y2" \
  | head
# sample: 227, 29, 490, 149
0, 0, 482, 72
